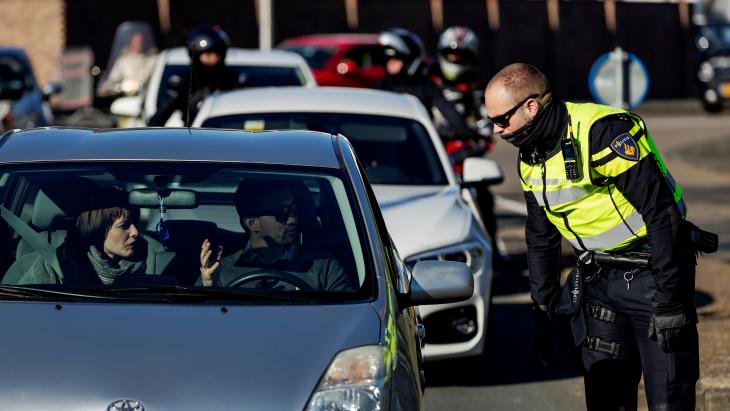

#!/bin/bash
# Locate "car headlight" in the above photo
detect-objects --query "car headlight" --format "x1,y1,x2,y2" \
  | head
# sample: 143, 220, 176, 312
697, 36, 710, 51
306, 345, 385, 411
404, 241, 486, 275
698, 61, 715, 82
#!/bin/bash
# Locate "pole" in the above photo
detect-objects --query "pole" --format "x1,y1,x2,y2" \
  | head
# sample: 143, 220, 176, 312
259, 0, 273, 50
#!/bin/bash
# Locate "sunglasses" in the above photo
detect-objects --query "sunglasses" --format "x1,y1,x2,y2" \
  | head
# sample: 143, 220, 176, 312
260, 202, 298, 224
488, 92, 546, 128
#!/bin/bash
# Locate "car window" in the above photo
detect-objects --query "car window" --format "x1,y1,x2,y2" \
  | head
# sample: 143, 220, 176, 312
156, 64, 307, 109
342, 46, 385, 68
201, 113, 448, 185
280, 46, 335, 69
0, 163, 371, 303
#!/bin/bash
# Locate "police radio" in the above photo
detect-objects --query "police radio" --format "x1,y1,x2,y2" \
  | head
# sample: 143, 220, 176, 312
562, 118, 580, 181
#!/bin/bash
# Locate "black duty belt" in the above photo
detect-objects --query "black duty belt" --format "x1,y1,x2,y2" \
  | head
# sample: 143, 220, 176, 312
577, 250, 650, 283
579, 250, 651, 270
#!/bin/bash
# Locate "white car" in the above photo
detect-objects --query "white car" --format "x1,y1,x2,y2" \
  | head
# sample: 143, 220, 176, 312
110, 47, 316, 127
193, 87, 503, 365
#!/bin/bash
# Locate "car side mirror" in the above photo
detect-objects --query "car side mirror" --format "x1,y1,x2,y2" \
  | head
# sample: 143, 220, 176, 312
403, 260, 473, 307
336, 59, 360, 76
461, 157, 504, 187
41, 83, 62, 101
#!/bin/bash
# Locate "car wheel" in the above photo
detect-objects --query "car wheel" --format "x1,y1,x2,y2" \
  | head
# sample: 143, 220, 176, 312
702, 100, 723, 113
455, 296, 494, 385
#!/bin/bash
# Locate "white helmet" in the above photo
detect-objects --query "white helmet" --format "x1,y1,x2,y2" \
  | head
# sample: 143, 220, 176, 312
437, 26, 479, 82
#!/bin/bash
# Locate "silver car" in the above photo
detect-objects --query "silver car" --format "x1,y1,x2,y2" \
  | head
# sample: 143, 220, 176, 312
0, 127, 472, 410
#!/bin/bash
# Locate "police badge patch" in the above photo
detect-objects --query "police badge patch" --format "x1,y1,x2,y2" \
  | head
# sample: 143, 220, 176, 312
610, 133, 640, 161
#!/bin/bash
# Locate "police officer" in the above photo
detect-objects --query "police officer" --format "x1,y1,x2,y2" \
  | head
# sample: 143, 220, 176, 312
484, 63, 699, 410
148, 25, 238, 127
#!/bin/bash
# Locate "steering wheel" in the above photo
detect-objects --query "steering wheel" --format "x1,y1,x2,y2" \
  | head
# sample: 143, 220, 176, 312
225, 269, 314, 291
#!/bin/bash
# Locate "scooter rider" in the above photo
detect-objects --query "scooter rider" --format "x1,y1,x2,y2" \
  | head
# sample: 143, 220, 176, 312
148, 25, 238, 127
485, 63, 708, 410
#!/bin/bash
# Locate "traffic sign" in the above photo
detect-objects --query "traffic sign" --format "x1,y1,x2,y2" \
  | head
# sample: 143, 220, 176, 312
588, 47, 649, 110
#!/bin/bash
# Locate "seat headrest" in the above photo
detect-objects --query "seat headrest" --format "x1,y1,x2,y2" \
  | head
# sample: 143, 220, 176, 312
32, 177, 98, 230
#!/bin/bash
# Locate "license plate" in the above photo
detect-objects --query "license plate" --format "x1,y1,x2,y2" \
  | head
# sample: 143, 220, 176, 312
720, 83, 730, 98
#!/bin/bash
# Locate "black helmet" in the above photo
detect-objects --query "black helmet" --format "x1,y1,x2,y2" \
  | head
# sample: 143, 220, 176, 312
437, 26, 479, 82
377, 27, 425, 76
186, 25, 230, 63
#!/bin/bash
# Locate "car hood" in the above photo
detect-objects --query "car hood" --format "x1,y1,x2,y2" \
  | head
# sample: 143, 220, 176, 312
0, 301, 380, 410
373, 185, 472, 258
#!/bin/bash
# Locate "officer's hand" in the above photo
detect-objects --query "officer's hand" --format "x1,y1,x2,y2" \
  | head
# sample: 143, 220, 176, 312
532, 333, 563, 369
531, 303, 562, 368
531, 303, 553, 335
648, 303, 696, 353
200, 239, 223, 287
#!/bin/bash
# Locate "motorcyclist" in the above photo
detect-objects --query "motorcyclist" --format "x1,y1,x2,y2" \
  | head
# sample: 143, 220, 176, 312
432, 26, 494, 151
147, 25, 239, 127
432, 26, 502, 264
375, 27, 477, 142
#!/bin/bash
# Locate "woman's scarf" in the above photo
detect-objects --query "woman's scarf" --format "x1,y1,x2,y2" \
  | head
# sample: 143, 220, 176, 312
86, 246, 146, 285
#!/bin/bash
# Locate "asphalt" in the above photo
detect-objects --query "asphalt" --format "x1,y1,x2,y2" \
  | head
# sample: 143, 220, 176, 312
492, 99, 730, 410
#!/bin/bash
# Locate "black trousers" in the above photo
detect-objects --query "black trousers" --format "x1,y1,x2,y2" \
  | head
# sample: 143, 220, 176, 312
576, 266, 699, 411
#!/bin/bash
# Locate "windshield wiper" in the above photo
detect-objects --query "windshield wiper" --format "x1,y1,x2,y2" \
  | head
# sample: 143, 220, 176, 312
0, 284, 131, 301
98, 285, 326, 304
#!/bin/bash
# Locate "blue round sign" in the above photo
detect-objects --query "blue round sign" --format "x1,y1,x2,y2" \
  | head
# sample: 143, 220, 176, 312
588, 48, 650, 109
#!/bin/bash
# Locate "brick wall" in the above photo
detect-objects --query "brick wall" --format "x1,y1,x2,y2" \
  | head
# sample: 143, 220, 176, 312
0, 0, 64, 86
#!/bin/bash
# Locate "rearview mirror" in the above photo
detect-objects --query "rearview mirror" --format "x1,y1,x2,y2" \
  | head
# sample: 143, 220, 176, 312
403, 260, 473, 306
461, 157, 504, 187
129, 189, 198, 209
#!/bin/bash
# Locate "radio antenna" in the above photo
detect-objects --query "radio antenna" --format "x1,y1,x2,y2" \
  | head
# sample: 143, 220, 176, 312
185, 62, 194, 130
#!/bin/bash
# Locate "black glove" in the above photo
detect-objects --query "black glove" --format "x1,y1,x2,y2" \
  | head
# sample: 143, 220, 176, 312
648, 302, 696, 353
531, 303, 563, 368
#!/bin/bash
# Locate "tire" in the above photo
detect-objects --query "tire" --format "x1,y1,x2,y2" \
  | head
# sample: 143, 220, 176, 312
460, 297, 494, 385
702, 100, 723, 113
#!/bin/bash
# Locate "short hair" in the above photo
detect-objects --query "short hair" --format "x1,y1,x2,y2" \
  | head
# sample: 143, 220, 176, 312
488, 63, 550, 101
234, 179, 297, 218
75, 186, 138, 249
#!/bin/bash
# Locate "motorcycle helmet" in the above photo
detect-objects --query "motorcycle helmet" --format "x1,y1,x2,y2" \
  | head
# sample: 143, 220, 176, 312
378, 27, 425, 77
186, 25, 230, 64
437, 26, 479, 82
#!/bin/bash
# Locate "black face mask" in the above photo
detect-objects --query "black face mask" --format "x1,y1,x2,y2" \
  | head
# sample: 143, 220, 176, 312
500, 99, 553, 148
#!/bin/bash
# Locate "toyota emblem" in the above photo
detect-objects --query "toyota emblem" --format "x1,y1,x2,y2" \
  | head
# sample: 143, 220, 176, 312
108, 399, 144, 411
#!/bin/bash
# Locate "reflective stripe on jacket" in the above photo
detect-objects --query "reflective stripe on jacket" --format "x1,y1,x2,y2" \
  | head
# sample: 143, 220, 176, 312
519, 102, 686, 251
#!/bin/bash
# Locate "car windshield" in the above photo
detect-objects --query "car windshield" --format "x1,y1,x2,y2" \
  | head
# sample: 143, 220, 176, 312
156, 64, 307, 109
201, 112, 448, 185
0, 163, 370, 303
279, 46, 335, 69
0, 54, 34, 92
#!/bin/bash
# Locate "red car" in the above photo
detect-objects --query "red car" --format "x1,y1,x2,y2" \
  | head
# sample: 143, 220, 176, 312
278, 33, 385, 88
